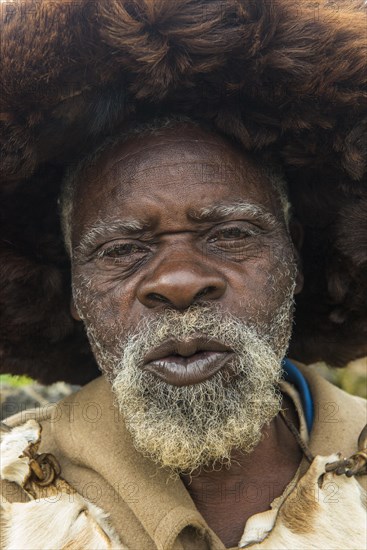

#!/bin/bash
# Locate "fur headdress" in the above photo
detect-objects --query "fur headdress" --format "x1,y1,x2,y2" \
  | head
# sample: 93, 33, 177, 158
1, 0, 366, 384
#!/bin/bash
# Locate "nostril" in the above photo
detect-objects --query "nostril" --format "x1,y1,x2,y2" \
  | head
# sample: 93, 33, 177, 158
147, 292, 170, 304
195, 286, 217, 300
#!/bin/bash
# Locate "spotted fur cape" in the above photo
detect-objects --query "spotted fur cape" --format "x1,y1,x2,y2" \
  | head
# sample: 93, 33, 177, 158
1, 0, 366, 384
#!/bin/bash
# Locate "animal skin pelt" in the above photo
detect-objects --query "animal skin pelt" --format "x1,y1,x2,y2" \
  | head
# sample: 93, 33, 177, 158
0, 420, 125, 550
0, 0, 366, 383
238, 453, 367, 549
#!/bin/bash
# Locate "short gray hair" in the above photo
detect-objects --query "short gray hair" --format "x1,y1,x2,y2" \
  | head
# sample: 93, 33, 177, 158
59, 116, 291, 256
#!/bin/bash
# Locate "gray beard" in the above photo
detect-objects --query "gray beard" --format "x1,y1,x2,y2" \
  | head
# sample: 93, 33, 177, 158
87, 296, 294, 474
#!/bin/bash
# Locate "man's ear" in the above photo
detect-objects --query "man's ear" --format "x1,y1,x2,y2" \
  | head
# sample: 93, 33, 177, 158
70, 298, 82, 321
289, 218, 304, 295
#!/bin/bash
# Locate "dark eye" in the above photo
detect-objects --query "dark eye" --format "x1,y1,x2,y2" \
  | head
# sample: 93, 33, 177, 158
97, 242, 147, 260
205, 223, 263, 262
217, 227, 244, 239
208, 225, 258, 243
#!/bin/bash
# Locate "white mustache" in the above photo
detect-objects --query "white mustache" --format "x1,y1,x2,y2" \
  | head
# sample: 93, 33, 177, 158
106, 299, 293, 373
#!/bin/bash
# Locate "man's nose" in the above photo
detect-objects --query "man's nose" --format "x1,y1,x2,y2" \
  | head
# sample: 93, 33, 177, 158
137, 259, 227, 310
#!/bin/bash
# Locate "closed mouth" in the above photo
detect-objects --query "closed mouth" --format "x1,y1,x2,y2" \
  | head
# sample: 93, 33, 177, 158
142, 336, 235, 386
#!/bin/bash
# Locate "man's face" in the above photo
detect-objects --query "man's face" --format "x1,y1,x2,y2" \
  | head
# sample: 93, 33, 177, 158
70, 125, 299, 473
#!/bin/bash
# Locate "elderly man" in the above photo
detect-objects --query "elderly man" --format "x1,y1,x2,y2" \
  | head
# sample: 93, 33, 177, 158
61, 119, 303, 545
0, 1, 366, 549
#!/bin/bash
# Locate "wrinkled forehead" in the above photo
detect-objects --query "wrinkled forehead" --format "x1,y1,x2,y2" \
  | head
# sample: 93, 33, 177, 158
75, 125, 274, 202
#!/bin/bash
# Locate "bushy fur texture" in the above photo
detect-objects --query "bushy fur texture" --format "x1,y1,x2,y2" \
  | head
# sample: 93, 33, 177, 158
1, 0, 366, 383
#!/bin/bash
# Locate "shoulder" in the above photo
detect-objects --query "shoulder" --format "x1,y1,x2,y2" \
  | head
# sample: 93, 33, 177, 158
0, 375, 117, 503
1, 375, 121, 483
293, 361, 366, 486
296, 361, 366, 426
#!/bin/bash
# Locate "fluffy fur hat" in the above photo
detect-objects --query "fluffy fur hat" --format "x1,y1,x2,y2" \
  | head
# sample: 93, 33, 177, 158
1, 0, 366, 384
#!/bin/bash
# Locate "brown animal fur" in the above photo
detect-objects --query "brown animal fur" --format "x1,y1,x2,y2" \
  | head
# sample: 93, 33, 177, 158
0, 0, 366, 383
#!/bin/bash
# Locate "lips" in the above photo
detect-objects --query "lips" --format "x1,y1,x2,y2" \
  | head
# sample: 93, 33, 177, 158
142, 336, 234, 386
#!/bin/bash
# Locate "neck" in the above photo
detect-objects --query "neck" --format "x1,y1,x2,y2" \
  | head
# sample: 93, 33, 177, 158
180, 394, 303, 548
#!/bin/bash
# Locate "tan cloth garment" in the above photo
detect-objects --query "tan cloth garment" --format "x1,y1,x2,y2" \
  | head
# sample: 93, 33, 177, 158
1, 362, 366, 550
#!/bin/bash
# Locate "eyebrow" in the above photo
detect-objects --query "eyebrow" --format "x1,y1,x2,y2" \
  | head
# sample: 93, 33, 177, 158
188, 201, 279, 226
76, 218, 147, 256
75, 202, 280, 257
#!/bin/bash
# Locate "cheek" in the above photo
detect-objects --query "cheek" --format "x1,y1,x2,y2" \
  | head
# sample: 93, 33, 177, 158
229, 240, 296, 321
266, 243, 297, 304
72, 270, 133, 350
